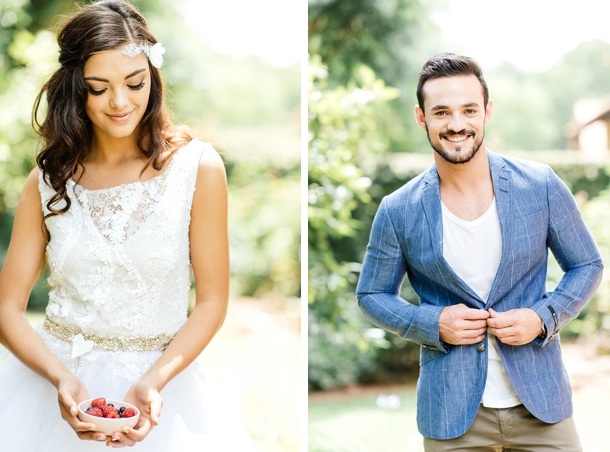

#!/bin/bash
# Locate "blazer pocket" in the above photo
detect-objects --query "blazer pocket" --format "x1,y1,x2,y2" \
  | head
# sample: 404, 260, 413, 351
419, 345, 446, 366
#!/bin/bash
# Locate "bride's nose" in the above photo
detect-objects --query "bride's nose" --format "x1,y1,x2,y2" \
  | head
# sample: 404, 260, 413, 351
109, 88, 128, 110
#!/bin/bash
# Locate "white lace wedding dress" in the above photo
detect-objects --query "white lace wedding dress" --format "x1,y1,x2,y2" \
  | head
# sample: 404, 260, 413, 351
0, 139, 256, 451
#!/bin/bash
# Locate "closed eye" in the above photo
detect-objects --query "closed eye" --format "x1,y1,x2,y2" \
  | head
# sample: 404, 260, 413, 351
87, 87, 106, 96
128, 82, 145, 91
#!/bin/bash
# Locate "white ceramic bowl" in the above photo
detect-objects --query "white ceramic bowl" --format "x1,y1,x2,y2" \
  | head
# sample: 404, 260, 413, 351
78, 398, 140, 435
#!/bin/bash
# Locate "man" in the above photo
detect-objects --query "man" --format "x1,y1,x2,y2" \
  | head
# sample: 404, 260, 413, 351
356, 53, 603, 451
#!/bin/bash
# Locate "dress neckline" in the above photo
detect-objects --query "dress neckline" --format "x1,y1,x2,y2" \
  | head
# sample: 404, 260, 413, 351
69, 140, 194, 193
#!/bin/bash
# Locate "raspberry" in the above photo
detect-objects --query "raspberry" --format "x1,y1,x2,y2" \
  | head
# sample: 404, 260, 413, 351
91, 398, 107, 408
122, 408, 136, 418
106, 411, 120, 419
102, 406, 119, 418
86, 407, 103, 417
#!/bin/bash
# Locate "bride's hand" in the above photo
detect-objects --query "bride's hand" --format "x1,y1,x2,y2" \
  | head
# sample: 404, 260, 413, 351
57, 374, 108, 442
106, 379, 163, 448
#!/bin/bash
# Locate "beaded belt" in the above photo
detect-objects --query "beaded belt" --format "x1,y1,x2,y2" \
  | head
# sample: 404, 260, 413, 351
43, 316, 174, 355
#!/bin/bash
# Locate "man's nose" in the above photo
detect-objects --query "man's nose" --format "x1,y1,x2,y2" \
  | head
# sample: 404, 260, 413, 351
447, 114, 465, 132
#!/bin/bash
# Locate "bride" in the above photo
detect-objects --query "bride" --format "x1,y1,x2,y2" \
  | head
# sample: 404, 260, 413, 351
0, 0, 254, 450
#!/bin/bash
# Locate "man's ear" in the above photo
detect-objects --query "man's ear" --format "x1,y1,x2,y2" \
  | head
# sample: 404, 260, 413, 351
484, 99, 494, 125
414, 105, 427, 132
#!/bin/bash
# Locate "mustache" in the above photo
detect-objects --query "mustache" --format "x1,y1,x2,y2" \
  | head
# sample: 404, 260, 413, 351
441, 129, 476, 138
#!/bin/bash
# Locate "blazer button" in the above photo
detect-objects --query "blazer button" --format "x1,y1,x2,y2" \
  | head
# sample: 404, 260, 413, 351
477, 343, 486, 352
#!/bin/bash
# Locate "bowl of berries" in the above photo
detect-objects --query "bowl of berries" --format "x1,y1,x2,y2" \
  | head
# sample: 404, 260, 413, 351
78, 397, 140, 435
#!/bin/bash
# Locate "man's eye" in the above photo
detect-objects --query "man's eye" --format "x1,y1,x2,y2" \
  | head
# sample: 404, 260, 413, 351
434, 111, 447, 117
465, 109, 477, 114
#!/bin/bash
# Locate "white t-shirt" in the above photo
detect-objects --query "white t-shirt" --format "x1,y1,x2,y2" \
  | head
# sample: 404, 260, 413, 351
441, 197, 521, 408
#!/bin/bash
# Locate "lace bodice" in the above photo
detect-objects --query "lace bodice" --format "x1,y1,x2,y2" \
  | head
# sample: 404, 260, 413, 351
38, 139, 207, 338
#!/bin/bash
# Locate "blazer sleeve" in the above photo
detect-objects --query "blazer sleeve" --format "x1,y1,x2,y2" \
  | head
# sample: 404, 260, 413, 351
356, 197, 447, 352
532, 165, 603, 347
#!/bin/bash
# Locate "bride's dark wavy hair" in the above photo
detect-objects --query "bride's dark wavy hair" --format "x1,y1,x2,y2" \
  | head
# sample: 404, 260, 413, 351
34, 0, 190, 223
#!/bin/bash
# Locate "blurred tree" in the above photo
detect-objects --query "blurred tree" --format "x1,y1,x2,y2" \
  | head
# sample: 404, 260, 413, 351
309, 0, 447, 154
537, 39, 610, 150
308, 55, 402, 389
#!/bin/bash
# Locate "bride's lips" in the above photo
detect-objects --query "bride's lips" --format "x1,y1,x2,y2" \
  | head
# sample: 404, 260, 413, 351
106, 110, 134, 122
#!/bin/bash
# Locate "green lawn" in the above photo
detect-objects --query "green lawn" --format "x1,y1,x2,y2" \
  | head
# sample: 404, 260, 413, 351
309, 390, 422, 452
309, 388, 610, 452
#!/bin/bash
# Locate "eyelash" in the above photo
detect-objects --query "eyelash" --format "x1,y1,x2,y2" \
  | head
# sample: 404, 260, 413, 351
87, 82, 146, 96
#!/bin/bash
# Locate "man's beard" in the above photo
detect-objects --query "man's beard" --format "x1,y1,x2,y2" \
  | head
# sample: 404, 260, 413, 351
425, 127, 484, 165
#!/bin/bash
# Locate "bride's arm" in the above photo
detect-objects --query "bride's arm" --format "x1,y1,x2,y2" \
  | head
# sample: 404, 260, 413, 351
0, 168, 103, 441
115, 146, 229, 447
144, 146, 230, 388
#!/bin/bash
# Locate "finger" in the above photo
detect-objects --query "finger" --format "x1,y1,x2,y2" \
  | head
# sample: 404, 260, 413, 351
76, 431, 108, 442
109, 432, 136, 447
455, 334, 486, 345
58, 390, 79, 419
461, 327, 488, 338
150, 398, 163, 425
122, 419, 152, 442
460, 319, 489, 329
461, 308, 490, 320
59, 404, 98, 432
487, 316, 513, 329
490, 326, 517, 339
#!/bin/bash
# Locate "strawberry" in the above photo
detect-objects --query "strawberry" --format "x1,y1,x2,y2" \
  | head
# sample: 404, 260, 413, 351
122, 408, 136, 418
91, 398, 107, 408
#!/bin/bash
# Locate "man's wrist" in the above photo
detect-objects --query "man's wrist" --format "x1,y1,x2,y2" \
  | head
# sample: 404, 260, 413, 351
538, 320, 547, 339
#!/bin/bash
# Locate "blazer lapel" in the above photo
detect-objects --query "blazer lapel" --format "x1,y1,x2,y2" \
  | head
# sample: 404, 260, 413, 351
486, 152, 512, 306
420, 165, 483, 307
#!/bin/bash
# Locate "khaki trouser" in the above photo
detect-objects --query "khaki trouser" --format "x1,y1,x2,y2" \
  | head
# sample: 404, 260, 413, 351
424, 404, 582, 452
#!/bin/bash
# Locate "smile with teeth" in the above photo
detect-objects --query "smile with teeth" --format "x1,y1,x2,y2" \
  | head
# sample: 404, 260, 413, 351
444, 134, 470, 143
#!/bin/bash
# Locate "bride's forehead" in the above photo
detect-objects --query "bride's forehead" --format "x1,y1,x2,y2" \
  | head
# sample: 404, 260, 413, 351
83, 50, 148, 79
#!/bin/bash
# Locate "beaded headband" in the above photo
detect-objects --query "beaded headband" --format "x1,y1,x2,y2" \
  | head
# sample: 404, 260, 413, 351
121, 42, 165, 68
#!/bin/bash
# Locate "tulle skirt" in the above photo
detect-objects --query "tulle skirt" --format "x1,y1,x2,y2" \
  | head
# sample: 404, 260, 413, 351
0, 323, 256, 451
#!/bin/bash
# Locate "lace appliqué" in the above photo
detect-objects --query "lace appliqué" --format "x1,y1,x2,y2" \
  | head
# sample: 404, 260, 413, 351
38, 139, 205, 339
73, 169, 169, 245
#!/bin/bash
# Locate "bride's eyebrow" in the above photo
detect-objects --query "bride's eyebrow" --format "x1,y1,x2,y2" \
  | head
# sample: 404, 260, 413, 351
84, 68, 147, 82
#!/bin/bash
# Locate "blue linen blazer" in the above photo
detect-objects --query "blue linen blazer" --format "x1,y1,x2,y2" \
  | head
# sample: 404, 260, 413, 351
356, 151, 603, 440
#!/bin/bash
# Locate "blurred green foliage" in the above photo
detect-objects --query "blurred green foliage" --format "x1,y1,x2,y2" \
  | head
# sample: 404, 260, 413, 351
308, 0, 610, 390
308, 55, 401, 389
0, 0, 300, 309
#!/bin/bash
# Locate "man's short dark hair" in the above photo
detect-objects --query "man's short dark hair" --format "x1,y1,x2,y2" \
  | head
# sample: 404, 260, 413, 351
416, 53, 488, 112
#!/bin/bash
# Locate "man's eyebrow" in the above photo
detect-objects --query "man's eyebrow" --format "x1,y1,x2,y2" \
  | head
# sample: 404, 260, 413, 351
430, 102, 481, 111
84, 68, 147, 82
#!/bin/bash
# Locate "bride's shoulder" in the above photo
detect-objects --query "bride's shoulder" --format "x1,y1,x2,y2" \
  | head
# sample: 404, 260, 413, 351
188, 140, 227, 200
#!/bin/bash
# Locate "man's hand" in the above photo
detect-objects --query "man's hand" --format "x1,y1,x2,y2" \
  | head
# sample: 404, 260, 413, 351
439, 304, 490, 345
487, 308, 542, 345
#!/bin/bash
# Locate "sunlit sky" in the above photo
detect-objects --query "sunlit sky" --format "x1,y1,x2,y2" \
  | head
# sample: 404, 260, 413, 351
180, 0, 302, 67
179, 0, 610, 72
435, 0, 610, 72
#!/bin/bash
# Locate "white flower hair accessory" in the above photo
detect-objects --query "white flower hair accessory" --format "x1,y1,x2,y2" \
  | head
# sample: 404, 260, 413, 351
122, 42, 165, 68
